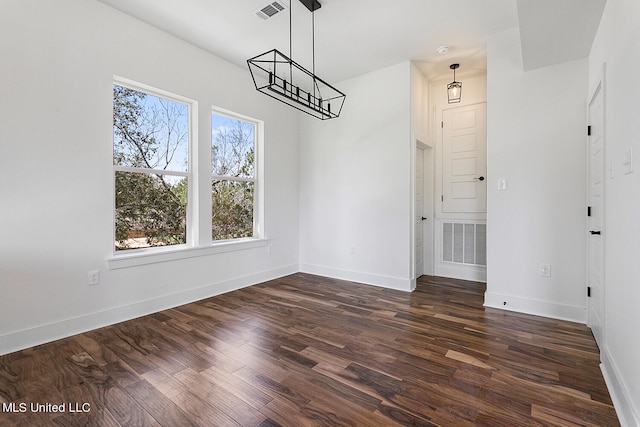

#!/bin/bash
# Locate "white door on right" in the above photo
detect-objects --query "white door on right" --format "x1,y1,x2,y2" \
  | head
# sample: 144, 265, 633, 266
442, 103, 487, 213
588, 80, 605, 351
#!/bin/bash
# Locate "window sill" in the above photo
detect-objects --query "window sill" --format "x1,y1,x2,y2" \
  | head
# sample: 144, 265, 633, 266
107, 238, 269, 270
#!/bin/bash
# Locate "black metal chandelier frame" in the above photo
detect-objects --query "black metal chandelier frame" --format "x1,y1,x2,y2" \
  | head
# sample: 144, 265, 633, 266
247, 0, 346, 120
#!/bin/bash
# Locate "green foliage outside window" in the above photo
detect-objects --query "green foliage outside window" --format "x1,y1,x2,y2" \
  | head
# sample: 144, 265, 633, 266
211, 114, 256, 241
115, 171, 187, 249
113, 85, 188, 250
211, 180, 254, 240
113, 84, 258, 251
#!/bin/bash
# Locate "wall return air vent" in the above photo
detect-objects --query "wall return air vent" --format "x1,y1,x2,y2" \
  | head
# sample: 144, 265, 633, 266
255, 1, 287, 20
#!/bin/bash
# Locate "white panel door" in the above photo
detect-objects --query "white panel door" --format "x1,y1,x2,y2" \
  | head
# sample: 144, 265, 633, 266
415, 146, 425, 277
442, 103, 487, 213
588, 80, 605, 351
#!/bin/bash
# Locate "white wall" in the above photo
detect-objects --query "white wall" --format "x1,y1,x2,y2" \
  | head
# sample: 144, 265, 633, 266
298, 62, 413, 291
588, 0, 640, 424
485, 28, 589, 322
0, 0, 300, 355
411, 63, 430, 145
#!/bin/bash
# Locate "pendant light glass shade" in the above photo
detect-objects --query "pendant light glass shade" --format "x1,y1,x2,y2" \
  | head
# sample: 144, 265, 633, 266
447, 63, 462, 104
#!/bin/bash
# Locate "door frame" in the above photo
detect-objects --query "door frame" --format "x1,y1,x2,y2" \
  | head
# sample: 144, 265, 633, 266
418, 141, 435, 277
414, 140, 435, 280
587, 63, 606, 350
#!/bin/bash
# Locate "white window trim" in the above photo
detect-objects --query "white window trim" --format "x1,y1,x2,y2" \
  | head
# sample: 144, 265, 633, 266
111, 76, 199, 257
108, 80, 266, 269
114, 166, 190, 177
108, 237, 269, 270
210, 106, 264, 243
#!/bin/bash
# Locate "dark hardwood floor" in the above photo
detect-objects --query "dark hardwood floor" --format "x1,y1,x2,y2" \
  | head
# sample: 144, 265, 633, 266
0, 273, 619, 426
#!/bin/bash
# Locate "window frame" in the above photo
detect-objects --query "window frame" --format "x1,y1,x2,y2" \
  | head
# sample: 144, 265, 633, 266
210, 107, 262, 243
108, 79, 267, 270
111, 77, 198, 255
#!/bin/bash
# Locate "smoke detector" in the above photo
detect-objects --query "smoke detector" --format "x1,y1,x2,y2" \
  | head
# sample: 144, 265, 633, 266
437, 45, 449, 55
255, 1, 288, 20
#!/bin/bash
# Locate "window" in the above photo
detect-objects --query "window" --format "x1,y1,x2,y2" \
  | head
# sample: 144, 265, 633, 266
211, 111, 257, 241
113, 82, 192, 251
111, 78, 264, 263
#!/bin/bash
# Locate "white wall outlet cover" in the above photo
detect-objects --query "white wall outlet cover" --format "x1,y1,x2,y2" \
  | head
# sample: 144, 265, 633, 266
540, 264, 551, 277
497, 178, 508, 191
88, 270, 100, 285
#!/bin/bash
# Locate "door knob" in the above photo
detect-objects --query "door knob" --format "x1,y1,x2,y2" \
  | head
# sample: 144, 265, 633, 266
421, 217, 428, 221
474, 176, 485, 181
589, 230, 601, 235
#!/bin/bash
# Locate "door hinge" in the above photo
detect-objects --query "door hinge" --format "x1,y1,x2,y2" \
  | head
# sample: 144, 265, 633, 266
587, 287, 591, 297
441, 121, 444, 128
441, 195, 444, 202
587, 125, 592, 136
587, 206, 592, 217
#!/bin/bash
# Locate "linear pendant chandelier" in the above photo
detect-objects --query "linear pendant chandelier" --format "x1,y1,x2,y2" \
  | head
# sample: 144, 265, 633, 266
247, 0, 346, 120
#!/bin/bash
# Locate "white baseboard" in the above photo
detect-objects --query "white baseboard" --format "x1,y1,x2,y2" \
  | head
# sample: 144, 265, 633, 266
484, 291, 587, 323
435, 264, 487, 282
299, 263, 413, 292
0, 264, 298, 356
601, 348, 640, 427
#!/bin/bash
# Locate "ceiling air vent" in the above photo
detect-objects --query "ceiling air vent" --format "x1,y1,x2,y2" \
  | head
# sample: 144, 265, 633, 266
255, 1, 287, 20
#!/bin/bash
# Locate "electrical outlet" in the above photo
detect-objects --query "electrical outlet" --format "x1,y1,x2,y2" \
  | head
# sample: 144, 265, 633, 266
349, 246, 356, 255
88, 270, 100, 286
540, 264, 551, 277
497, 178, 508, 191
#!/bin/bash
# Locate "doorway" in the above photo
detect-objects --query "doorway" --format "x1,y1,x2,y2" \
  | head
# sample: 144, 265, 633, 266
416, 141, 434, 278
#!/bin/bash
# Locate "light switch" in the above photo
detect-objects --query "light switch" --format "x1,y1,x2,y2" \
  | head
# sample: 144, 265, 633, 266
623, 147, 633, 175
497, 178, 508, 191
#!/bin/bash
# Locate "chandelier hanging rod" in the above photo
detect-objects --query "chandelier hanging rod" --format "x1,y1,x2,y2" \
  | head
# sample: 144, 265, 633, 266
247, 0, 346, 120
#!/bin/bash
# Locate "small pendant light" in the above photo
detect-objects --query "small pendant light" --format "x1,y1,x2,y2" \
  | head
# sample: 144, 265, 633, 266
447, 63, 462, 104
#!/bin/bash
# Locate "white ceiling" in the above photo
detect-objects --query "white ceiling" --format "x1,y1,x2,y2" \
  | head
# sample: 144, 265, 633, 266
517, 0, 606, 71
96, 0, 605, 84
